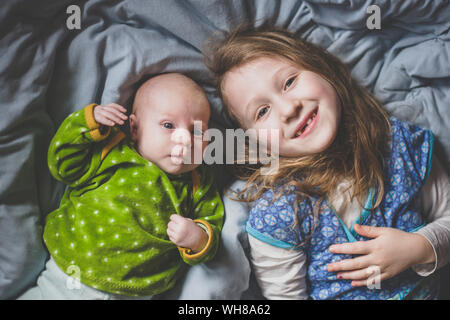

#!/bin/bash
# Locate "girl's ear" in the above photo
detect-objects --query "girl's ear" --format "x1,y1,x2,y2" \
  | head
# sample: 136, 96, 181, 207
129, 114, 138, 141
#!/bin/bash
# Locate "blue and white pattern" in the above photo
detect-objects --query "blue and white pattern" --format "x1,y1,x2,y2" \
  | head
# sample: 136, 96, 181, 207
246, 118, 437, 300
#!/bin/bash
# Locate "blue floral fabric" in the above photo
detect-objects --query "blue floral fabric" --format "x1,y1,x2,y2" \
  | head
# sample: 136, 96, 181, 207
246, 118, 438, 300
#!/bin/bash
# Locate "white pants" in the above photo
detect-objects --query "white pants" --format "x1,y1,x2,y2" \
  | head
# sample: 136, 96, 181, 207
18, 258, 153, 300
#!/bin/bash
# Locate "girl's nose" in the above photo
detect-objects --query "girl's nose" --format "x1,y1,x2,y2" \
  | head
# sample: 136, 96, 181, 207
278, 97, 301, 122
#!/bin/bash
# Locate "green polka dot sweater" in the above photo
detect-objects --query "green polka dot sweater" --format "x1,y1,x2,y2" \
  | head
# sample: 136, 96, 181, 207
44, 104, 224, 296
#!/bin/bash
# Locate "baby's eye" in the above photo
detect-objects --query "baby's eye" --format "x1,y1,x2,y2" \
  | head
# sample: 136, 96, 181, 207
163, 122, 174, 129
193, 129, 204, 138
256, 106, 270, 120
284, 76, 296, 90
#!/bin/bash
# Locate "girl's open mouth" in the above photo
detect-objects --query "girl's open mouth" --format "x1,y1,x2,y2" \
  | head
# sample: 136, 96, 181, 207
294, 108, 319, 138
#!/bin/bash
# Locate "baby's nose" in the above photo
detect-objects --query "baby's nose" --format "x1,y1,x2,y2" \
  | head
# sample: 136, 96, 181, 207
171, 128, 192, 146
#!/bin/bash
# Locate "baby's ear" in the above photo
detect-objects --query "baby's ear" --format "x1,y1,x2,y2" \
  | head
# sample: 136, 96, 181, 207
129, 114, 138, 141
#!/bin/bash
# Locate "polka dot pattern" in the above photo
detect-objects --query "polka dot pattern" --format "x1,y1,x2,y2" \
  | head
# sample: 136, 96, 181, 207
44, 107, 224, 296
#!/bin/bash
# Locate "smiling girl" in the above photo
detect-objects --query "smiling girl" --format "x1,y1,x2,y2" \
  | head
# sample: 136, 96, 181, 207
206, 25, 450, 299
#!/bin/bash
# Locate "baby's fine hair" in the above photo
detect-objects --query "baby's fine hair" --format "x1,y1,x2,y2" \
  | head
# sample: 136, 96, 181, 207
204, 24, 391, 209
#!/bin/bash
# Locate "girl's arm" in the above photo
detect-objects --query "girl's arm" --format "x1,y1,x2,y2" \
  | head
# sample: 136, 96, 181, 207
327, 156, 450, 286
248, 235, 309, 299
414, 156, 450, 275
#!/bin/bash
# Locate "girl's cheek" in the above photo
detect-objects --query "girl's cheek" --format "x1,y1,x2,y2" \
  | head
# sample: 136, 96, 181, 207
256, 128, 280, 152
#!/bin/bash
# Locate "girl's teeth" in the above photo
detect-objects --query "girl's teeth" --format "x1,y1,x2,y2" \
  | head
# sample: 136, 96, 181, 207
295, 110, 317, 137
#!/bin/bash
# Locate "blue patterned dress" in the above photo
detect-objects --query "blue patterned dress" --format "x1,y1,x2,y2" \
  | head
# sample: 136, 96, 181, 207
246, 118, 439, 300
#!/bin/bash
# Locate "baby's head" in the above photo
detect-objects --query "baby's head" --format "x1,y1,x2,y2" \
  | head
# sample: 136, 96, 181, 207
129, 73, 210, 175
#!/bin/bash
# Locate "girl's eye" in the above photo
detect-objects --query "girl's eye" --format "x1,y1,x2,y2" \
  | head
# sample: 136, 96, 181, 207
256, 106, 269, 120
284, 76, 296, 90
163, 122, 174, 129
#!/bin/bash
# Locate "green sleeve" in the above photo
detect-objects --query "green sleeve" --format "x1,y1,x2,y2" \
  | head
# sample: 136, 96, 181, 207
47, 104, 111, 187
179, 166, 224, 266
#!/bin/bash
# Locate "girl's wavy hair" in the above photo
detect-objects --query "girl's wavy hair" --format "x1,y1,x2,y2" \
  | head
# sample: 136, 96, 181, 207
204, 24, 391, 209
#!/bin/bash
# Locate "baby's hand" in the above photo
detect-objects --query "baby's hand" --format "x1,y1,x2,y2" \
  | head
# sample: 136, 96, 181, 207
167, 214, 208, 252
93, 103, 128, 127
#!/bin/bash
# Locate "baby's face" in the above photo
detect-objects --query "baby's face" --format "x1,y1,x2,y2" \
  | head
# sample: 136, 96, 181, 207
222, 56, 341, 158
132, 80, 210, 175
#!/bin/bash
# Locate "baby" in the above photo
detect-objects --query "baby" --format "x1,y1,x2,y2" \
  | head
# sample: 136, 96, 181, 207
20, 73, 224, 299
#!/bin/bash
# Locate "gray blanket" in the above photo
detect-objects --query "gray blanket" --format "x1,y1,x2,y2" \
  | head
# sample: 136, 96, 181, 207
0, 0, 449, 299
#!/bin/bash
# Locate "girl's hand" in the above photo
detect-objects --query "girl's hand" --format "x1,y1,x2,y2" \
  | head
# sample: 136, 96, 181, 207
167, 214, 208, 252
93, 103, 128, 127
327, 224, 435, 287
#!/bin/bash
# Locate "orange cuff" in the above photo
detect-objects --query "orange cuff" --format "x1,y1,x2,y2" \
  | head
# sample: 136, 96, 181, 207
178, 219, 214, 260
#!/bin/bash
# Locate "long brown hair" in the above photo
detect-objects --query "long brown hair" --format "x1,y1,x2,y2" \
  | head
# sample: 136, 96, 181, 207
204, 24, 391, 209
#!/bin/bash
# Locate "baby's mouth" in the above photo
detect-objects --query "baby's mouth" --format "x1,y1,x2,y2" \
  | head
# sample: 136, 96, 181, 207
170, 145, 189, 165
170, 155, 184, 165
294, 108, 318, 138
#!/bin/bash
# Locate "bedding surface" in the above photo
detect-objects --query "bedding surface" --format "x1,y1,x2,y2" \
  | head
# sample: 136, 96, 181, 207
0, 0, 449, 299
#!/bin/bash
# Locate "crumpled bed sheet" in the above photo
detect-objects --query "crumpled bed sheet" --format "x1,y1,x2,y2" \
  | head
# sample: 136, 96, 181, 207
0, 0, 449, 299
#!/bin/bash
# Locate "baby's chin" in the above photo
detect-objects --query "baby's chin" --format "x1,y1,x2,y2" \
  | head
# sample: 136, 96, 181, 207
157, 157, 201, 175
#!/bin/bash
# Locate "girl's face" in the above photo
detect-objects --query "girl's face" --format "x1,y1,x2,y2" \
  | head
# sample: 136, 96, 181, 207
222, 56, 341, 157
